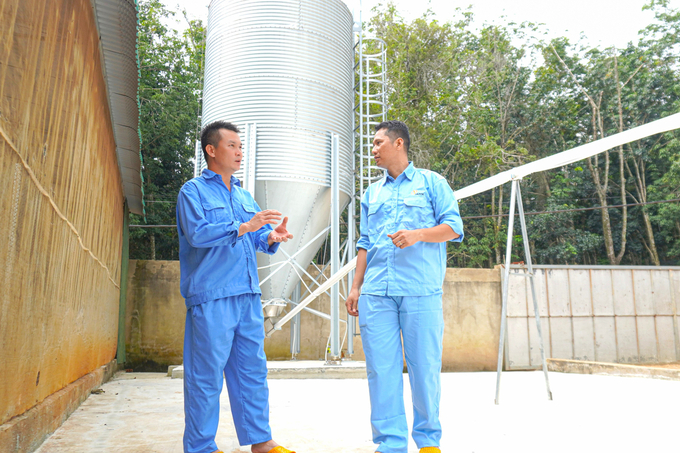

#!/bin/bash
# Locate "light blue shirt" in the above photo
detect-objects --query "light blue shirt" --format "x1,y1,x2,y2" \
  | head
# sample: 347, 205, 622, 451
357, 163, 464, 296
176, 169, 279, 307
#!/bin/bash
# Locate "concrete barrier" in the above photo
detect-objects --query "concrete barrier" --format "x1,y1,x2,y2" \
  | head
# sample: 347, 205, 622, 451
124, 260, 503, 371
547, 358, 680, 381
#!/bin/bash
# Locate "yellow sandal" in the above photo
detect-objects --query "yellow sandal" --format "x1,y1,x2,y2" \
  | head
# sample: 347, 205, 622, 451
420, 448, 441, 453
267, 447, 296, 453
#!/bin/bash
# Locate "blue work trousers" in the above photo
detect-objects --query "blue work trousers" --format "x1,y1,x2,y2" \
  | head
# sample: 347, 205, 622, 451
183, 293, 272, 453
359, 293, 444, 453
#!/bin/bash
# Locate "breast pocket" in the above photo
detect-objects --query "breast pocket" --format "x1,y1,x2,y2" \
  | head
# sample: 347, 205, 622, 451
402, 195, 435, 229
367, 200, 387, 243
241, 202, 258, 223
201, 201, 231, 224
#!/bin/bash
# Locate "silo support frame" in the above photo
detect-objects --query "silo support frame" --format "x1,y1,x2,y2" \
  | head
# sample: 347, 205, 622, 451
328, 133, 342, 364
267, 257, 357, 338
290, 283, 301, 359
259, 226, 331, 288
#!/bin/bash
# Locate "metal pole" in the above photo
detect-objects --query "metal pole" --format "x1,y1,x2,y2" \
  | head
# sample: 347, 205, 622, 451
357, 21, 365, 198
244, 123, 257, 196
495, 179, 518, 405
290, 282, 301, 359
515, 183, 553, 400
329, 133, 341, 363
347, 168, 356, 360
193, 141, 203, 178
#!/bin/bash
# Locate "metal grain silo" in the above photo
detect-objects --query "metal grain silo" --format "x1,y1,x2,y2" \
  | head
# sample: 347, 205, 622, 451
201, 0, 354, 302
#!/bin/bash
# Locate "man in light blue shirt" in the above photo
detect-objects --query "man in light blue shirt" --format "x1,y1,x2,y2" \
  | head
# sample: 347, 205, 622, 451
176, 121, 296, 453
346, 121, 463, 453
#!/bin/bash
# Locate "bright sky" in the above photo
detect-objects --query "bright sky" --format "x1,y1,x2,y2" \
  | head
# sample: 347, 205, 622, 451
166, 0, 679, 49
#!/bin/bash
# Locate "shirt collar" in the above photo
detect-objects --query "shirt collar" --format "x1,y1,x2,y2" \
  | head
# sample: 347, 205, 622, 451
403, 162, 415, 180
201, 169, 241, 187
383, 162, 415, 185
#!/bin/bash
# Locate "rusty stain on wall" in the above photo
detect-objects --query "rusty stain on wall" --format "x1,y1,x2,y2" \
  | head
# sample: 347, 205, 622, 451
0, 0, 124, 426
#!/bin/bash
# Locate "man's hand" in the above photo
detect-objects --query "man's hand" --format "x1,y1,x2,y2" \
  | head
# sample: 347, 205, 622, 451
345, 287, 360, 317
241, 209, 282, 236
387, 229, 421, 249
268, 216, 294, 245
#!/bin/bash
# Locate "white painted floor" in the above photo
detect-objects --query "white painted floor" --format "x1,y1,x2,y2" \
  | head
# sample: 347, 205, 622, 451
35, 369, 678, 453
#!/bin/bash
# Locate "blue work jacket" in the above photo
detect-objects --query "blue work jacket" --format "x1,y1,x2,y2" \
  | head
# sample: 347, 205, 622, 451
176, 169, 279, 307
357, 163, 464, 296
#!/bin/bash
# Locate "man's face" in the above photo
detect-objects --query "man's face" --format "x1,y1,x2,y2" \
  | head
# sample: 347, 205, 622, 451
207, 129, 242, 174
372, 128, 402, 169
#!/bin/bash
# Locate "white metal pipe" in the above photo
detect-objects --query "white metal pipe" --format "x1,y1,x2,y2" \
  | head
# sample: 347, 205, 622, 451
515, 183, 552, 400
495, 180, 518, 405
330, 133, 341, 361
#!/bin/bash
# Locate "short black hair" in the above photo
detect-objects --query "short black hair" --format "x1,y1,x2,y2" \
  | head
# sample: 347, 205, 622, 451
375, 120, 410, 153
200, 121, 240, 163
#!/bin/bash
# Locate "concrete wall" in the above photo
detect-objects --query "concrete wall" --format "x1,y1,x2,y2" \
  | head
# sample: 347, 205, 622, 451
125, 261, 186, 370
442, 268, 502, 371
505, 265, 680, 369
124, 260, 503, 371
0, 0, 123, 433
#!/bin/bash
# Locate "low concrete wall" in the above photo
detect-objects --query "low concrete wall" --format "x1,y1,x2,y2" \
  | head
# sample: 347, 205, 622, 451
125, 261, 186, 371
442, 268, 502, 371
124, 260, 502, 371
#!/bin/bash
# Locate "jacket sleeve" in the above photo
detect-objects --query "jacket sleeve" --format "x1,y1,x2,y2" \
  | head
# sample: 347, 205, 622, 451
251, 197, 281, 255
357, 189, 370, 251
176, 183, 244, 248
432, 177, 464, 243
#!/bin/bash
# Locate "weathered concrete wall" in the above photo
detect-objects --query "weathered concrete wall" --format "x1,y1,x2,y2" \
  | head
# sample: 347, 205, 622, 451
124, 260, 364, 368
124, 261, 503, 371
0, 0, 123, 431
125, 261, 186, 370
442, 268, 502, 371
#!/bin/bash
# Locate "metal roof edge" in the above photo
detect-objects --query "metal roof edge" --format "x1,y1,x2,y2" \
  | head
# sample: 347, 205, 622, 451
90, 0, 146, 217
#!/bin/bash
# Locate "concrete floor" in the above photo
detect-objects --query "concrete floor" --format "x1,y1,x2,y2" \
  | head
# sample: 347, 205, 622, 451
35, 368, 678, 453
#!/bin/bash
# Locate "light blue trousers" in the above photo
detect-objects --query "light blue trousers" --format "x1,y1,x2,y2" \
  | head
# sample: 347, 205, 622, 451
359, 293, 444, 453
183, 293, 272, 453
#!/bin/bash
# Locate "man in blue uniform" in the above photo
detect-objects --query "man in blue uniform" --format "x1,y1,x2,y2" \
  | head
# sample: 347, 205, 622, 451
177, 121, 296, 453
345, 121, 464, 453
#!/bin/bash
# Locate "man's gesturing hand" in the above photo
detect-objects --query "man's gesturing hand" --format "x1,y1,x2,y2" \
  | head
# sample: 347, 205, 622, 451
268, 217, 294, 245
345, 287, 360, 317
242, 209, 282, 234
387, 229, 420, 249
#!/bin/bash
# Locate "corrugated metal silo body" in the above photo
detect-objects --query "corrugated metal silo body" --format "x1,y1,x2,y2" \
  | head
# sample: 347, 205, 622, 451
202, 0, 354, 301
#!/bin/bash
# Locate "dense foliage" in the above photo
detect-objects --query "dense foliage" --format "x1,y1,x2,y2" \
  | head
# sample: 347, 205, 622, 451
130, 0, 205, 260
369, 0, 680, 266
131, 0, 680, 266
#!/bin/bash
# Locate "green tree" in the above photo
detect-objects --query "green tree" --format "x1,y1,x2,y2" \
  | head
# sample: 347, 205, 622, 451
130, 0, 205, 260
368, 0, 680, 267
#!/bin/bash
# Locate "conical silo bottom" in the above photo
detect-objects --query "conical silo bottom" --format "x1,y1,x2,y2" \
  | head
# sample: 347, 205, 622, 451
256, 180, 349, 302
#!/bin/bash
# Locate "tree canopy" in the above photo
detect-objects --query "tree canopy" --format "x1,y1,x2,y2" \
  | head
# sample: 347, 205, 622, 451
368, 0, 680, 267
130, 0, 205, 260
131, 0, 680, 266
